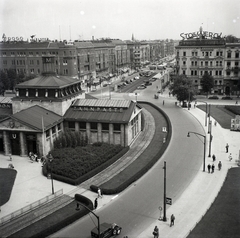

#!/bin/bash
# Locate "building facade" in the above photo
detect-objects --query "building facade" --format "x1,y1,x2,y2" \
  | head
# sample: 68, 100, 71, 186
175, 27, 240, 95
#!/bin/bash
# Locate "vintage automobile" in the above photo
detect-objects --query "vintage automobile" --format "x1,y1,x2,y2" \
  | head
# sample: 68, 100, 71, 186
91, 222, 122, 238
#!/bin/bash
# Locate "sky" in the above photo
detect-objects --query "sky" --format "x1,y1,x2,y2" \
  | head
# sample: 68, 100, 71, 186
0, 0, 239, 42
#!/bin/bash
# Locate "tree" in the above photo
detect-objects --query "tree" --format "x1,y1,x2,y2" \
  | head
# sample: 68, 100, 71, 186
200, 72, 214, 97
225, 35, 239, 43
169, 74, 195, 103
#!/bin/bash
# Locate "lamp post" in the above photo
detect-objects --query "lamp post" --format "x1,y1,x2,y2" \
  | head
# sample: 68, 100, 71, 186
208, 121, 213, 157
162, 161, 167, 222
196, 101, 208, 126
76, 201, 100, 238
208, 104, 211, 133
187, 131, 206, 172
49, 155, 55, 194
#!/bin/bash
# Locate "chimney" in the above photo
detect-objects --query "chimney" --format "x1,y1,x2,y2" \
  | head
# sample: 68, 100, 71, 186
92, 36, 94, 41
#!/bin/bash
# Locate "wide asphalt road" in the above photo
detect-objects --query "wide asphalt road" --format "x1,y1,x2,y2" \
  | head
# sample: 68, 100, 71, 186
51, 80, 204, 237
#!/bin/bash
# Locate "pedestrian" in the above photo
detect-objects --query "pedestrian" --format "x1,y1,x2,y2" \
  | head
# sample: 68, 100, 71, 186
229, 153, 232, 161
225, 143, 229, 153
152, 226, 159, 238
211, 164, 215, 173
214, 120, 217, 126
212, 154, 216, 162
98, 188, 102, 198
94, 198, 98, 210
163, 100, 165, 106
218, 161, 222, 170
207, 164, 211, 173
170, 214, 175, 227
9, 154, 12, 161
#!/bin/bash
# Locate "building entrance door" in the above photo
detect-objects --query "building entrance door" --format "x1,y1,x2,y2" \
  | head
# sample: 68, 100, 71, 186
10, 132, 20, 155
26, 134, 37, 154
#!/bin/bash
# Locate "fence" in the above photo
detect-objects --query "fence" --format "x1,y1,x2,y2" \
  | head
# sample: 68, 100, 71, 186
0, 189, 63, 226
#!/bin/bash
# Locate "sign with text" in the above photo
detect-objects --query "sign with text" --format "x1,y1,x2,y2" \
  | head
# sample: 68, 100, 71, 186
166, 197, 172, 205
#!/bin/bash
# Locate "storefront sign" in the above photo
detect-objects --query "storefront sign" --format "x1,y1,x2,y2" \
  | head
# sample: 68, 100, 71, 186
2, 34, 23, 42
180, 31, 223, 40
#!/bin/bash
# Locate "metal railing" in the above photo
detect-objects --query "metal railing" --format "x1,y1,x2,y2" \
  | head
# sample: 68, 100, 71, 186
0, 189, 63, 226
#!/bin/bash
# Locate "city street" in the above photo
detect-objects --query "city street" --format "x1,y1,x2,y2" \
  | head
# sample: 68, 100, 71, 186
51, 78, 205, 237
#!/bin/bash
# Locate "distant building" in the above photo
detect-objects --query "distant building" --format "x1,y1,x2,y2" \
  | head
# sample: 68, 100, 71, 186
175, 27, 240, 95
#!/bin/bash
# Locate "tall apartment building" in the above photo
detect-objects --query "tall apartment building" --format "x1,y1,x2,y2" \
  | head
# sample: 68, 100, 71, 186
175, 27, 240, 95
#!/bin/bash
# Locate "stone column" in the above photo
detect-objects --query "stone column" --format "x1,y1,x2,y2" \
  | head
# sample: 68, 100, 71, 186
19, 132, 27, 156
3, 131, 11, 155
120, 124, 125, 147
109, 123, 114, 144
86, 122, 91, 143
97, 123, 102, 143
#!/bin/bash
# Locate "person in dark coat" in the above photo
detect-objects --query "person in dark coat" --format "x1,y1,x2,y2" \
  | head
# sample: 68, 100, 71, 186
153, 226, 159, 238
218, 161, 222, 170
207, 164, 211, 173
212, 154, 216, 162
211, 164, 215, 173
225, 143, 229, 153
170, 214, 175, 227
94, 198, 98, 210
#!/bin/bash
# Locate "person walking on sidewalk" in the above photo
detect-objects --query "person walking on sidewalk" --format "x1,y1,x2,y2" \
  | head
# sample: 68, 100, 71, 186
211, 164, 215, 173
207, 164, 211, 173
212, 154, 216, 162
229, 153, 233, 161
170, 214, 175, 227
98, 188, 102, 198
226, 143, 229, 153
152, 226, 159, 238
218, 161, 222, 170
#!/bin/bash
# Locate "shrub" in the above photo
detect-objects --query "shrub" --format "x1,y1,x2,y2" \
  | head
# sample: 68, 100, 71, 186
48, 143, 124, 180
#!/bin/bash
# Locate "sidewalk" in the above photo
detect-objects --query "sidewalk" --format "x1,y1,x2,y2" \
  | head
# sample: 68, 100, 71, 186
138, 106, 239, 238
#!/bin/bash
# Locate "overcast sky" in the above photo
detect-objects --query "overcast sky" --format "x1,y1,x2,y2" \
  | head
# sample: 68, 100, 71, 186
0, 0, 239, 41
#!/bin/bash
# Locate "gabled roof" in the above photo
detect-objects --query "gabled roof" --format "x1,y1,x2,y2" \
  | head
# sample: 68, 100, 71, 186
10, 105, 62, 131
64, 99, 137, 123
15, 74, 80, 89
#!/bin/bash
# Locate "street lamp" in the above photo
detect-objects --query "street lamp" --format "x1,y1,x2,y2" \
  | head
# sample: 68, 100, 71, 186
187, 131, 206, 172
208, 121, 213, 157
196, 101, 208, 126
76, 201, 100, 238
48, 155, 55, 194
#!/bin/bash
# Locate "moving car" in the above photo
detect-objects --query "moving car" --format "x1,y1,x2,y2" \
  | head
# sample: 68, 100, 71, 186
91, 222, 122, 238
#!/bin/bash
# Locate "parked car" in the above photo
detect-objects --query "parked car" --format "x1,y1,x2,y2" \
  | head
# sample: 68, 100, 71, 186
134, 76, 140, 80
137, 84, 147, 89
208, 95, 219, 99
103, 83, 108, 87
144, 81, 152, 86
91, 222, 122, 238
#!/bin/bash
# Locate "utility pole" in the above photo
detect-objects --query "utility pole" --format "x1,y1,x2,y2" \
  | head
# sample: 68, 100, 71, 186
163, 161, 167, 222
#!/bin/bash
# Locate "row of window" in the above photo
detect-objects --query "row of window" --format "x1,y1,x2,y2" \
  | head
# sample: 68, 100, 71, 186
178, 51, 239, 58
190, 61, 223, 67
68, 121, 122, 131
1, 51, 77, 57
190, 70, 223, 76
46, 123, 62, 138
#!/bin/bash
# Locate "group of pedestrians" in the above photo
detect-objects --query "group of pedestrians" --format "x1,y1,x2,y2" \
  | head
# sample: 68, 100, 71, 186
94, 188, 103, 210
152, 214, 175, 237
207, 153, 222, 173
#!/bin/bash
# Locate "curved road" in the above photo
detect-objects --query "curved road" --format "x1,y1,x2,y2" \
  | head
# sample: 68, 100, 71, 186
51, 81, 205, 237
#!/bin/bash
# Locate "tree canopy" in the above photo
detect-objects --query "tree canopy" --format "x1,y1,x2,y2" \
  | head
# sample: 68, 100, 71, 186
169, 74, 195, 102
200, 72, 214, 96
225, 35, 239, 43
